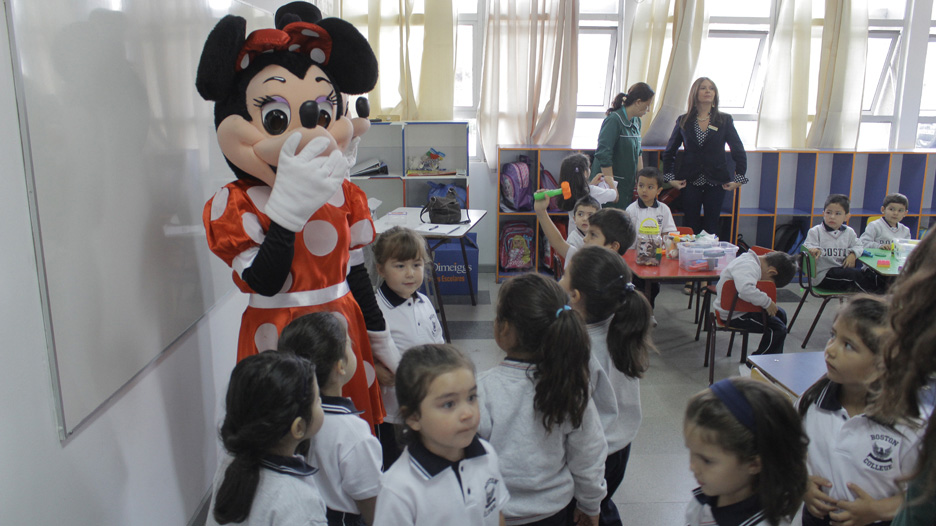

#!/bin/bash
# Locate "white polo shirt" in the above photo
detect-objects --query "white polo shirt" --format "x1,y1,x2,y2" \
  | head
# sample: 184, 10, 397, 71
373, 436, 509, 526
308, 396, 383, 515
376, 282, 445, 423
624, 199, 677, 249
588, 317, 641, 452
684, 488, 773, 526
801, 381, 924, 503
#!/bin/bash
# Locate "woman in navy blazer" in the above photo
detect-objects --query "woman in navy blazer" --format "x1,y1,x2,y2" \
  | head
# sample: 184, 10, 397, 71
662, 77, 747, 241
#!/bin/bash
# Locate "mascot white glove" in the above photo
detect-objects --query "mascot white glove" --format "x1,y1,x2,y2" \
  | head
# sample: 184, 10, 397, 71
367, 329, 401, 373
265, 133, 348, 232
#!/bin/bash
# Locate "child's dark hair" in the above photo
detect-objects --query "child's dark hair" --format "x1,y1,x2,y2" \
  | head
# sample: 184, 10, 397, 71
824, 194, 850, 214
636, 166, 664, 188
396, 344, 475, 445
588, 208, 635, 255
496, 273, 590, 431
685, 378, 808, 526
573, 195, 600, 216
882, 193, 909, 210
278, 312, 348, 389
798, 295, 889, 418
606, 82, 655, 115
214, 351, 316, 524
568, 246, 653, 378
372, 226, 430, 266
763, 251, 797, 288
557, 153, 591, 212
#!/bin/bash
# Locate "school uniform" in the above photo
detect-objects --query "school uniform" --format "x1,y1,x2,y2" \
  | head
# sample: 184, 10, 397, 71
588, 317, 641, 526
373, 436, 509, 526
663, 115, 747, 236
714, 252, 787, 355
205, 453, 327, 526
859, 218, 911, 249
591, 107, 642, 208
478, 359, 608, 525
566, 226, 585, 249
308, 396, 382, 526
625, 198, 678, 306
590, 181, 619, 205
684, 488, 775, 526
800, 382, 924, 526
803, 222, 880, 293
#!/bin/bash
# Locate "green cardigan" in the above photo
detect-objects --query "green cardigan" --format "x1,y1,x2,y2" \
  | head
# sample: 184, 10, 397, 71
590, 107, 642, 209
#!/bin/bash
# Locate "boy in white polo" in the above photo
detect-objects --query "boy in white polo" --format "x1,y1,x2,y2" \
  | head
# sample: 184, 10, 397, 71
860, 193, 911, 249
625, 167, 677, 307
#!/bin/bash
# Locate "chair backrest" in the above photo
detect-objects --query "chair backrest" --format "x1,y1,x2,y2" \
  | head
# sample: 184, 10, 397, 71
676, 226, 694, 236
867, 215, 882, 225
749, 245, 771, 256
799, 245, 818, 280
719, 279, 777, 315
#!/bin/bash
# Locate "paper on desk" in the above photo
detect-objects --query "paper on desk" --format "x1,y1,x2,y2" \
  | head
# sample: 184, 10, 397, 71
415, 223, 460, 235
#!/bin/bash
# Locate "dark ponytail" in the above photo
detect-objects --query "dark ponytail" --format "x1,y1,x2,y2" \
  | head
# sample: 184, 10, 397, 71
214, 351, 316, 524
496, 273, 591, 431
557, 153, 592, 212
568, 246, 653, 378
606, 82, 655, 115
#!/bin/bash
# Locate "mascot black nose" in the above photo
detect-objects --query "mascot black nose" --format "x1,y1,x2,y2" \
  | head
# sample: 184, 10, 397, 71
300, 100, 320, 128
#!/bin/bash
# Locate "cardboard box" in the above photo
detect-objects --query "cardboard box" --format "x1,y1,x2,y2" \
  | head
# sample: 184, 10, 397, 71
426, 233, 478, 296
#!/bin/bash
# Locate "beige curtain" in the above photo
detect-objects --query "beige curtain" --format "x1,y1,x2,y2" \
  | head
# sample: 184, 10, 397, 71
755, 0, 812, 148
624, 0, 674, 136
643, 0, 708, 146
341, 0, 455, 120
477, 0, 578, 169
805, 0, 868, 148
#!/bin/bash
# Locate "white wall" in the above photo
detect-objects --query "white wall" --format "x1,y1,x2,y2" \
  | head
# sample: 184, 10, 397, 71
468, 160, 499, 268
0, 3, 247, 525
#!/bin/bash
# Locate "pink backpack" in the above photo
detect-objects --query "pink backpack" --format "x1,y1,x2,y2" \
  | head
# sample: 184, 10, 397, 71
500, 156, 533, 212
499, 221, 534, 270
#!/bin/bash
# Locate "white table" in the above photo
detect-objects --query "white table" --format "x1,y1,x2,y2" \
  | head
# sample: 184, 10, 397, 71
373, 207, 487, 341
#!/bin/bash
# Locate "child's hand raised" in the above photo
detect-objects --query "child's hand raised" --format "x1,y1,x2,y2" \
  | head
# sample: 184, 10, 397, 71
804, 475, 837, 518
533, 190, 550, 214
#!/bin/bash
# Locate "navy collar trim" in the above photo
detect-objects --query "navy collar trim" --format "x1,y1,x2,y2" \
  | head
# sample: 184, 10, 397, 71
822, 222, 846, 233
504, 356, 537, 364
637, 198, 660, 209
380, 281, 415, 308
692, 488, 765, 526
408, 435, 487, 479
260, 454, 318, 477
321, 395, 363, 415
817, 381, 843, 411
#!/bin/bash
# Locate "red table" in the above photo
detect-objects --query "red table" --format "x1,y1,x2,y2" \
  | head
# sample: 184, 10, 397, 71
623, 250, 722, 297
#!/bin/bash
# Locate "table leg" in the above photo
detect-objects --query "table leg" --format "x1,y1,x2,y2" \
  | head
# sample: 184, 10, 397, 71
460, 238, 477, 306
427, 245, 451, 343
644, 279, 652, 299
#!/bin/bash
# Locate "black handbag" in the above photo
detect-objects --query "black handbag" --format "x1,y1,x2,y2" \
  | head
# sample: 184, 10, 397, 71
420, 187, 467, 224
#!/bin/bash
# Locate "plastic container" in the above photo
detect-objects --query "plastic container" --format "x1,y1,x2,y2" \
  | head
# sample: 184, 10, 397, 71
678, 241, 738, 271
635, 218, 663, 266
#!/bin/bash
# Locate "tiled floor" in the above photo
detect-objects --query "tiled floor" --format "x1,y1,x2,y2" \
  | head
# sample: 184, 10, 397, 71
447, 272, 837, 525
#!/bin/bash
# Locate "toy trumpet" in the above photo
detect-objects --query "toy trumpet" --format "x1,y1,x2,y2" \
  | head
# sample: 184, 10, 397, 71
533, 182, 572, 201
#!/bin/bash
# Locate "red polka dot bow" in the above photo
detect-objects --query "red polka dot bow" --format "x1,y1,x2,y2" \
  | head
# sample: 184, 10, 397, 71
235, 22, 333, 72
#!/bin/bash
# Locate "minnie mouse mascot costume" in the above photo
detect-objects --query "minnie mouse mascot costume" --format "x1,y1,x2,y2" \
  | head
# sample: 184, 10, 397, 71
196, 2, 398, 428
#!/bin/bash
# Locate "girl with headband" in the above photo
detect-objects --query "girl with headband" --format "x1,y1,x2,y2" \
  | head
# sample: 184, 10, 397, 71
684, 378, 808, 526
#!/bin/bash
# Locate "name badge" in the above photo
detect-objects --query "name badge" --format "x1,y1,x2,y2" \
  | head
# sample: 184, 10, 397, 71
708, 125, 718, 131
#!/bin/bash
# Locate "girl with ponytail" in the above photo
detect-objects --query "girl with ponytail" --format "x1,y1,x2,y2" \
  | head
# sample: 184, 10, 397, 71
478, 272, 608, 526
207, 351, 326, 526
561, 245, 654, 526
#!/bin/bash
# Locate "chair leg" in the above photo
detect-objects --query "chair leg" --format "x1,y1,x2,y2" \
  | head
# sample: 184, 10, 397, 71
688, 281, 696, 310
708, 323, 716, 386
727, 332, 735, 357
704, 313, 713, 367
788, 289, 810, 333
695, 290, 710, 341
801, 298, 832, 348
740, 332, 749, 363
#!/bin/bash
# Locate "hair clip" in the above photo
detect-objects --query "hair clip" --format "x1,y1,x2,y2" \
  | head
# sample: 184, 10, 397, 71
625, 282, 635, 292
555, 305, 572, 318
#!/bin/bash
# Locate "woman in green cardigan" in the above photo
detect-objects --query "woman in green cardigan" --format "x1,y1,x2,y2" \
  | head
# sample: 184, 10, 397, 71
590, 82, 655, 209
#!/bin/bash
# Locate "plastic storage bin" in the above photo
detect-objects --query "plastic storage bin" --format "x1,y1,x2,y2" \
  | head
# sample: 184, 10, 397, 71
678, 242, 738, 272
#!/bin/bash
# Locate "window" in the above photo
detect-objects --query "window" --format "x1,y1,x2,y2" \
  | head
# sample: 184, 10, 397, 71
454, 0, 483, 158
916, 12, 936, 147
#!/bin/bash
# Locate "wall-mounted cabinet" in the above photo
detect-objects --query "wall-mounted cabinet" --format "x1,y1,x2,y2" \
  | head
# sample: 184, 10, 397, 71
497, 146, 936, 281
351, 121, 469, 217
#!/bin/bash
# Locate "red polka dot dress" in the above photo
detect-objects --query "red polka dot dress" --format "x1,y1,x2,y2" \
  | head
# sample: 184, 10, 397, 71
203, 178, 384, 427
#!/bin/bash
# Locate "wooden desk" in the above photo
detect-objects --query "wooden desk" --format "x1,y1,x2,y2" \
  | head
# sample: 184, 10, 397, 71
374, 207, 487, 342
858, 248, 906, 277
747, 352, 826, 399
622, 250, 722, 298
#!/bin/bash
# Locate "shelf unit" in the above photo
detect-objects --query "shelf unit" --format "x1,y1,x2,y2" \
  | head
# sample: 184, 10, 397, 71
496, 145, 936, 282
350, 121, 469, 218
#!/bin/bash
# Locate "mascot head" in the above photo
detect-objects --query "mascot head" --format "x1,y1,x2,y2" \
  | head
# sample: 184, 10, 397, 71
195, 2, 377, 186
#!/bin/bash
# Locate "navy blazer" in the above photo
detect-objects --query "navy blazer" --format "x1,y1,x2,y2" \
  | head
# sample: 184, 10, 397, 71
662, 113, 747, 185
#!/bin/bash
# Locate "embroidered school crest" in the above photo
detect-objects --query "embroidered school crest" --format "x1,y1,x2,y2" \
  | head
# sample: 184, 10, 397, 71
484, 478, 499, 517
863, 433, 897, 472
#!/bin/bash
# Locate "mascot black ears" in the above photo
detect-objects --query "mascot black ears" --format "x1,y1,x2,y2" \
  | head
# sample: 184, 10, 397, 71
195, 2, 377, 184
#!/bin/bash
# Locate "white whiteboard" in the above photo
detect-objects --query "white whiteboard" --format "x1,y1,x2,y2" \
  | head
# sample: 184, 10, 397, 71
6, 0, 276, 438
